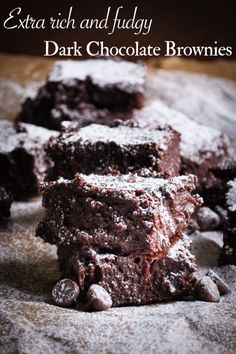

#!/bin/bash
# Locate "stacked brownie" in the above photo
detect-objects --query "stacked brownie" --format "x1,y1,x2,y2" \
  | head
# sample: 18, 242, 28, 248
17, 59, 146, 130
0, 119, 58, 218
37, 173, 202, 306
46, 123, 180, 180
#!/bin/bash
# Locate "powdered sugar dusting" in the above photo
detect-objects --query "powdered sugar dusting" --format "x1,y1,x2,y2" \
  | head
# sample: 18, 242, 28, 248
133, 100, 229, 165
48, 59, 146, 91
146, 70, 236, 134
65, 123, 172, 148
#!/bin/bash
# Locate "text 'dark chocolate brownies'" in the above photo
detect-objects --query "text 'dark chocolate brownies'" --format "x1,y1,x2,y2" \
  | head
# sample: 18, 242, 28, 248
36, 173, 202, 307
46, 124, 180, 180
17, 59, 146, 130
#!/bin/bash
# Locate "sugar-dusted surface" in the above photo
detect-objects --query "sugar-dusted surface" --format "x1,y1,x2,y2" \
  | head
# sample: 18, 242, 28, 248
0, 200, 236, 354
133, 100, 229, 167
146, 70, 236, 134
64, 123, 174, 148
48, 59, 146, 91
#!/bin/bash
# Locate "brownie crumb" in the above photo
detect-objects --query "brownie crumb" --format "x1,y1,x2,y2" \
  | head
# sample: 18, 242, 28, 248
52, 279, 80, 307
206, 270, 231, 295
197, 207, 221, 231
194, 276, 220, 302
87, 284, 112, 311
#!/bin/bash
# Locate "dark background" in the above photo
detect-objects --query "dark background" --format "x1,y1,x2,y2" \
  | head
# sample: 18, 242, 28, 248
0, 0, 235, 59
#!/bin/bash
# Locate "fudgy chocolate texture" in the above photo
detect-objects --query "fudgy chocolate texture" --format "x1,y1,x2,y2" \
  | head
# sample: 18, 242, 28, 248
46, 124, 180, 180
0, 120, 57, 200
17, 59, 146, 130
220, 178, 236, 265
57, 237, 197, 306
128, 101, 230, 186
0, 186, 12, 218
36, 173, 201, 255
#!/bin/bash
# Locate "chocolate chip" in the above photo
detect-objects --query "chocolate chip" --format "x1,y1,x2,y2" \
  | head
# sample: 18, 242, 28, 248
52, 279, 80, 307
197, 207, 221, 231
206, 270, 231, 295
185, 219, 199, 235
87, 284, 112, 311
194, 276, 220, 302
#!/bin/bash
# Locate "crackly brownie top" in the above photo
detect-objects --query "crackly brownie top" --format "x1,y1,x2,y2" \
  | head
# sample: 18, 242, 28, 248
48, 59, 146, 91
56, 173, 198, 196
133, 101, 229, 164
55, 123, 177, 149
226, 178, 236, 212
0, 120, 58, 154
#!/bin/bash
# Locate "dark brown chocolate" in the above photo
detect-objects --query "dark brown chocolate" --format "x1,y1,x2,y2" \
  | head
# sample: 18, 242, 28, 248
17, 59, 146, 130
46, 124, 180, 180
36, 173, 202, 256
57, 237, 197, 306
0, 119, 57, 200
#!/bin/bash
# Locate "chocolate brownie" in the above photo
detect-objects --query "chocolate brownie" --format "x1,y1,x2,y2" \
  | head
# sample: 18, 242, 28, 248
0, 120, 58, 200
36, 173, 201, 255
220, 178, 236, 265
17, 59, 146, 130
0, 186, 12, 218
130, 101, 230, 185
57, 236, 197, 306
46, 124, 180, 180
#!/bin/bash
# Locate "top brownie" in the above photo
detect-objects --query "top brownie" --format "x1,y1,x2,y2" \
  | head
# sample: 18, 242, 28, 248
17, 59, 146, 130
130, 100, 230, 185
36, 173, 201, 255
46, 123, 180, 180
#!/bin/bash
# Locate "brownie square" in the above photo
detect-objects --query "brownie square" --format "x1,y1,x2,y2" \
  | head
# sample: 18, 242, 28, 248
0, 120, 57, 200
130, 100, 230, 186
36, 173, 201, 256
17, 59, 146, 130
57, 236, 197, 306
46, 123, 180, 180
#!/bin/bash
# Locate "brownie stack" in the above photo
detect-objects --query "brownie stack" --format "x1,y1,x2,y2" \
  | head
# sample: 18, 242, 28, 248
37, 173, 202, 306
28, 58, 206, 307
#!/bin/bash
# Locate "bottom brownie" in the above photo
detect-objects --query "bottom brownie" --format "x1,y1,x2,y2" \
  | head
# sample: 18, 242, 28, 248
0, 186, 12, 218
57, 237, 197, 306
